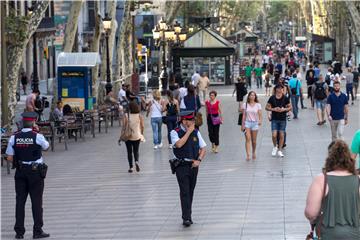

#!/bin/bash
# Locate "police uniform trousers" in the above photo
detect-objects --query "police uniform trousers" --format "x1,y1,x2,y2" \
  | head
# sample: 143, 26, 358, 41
175, 163, 199, 221
14, 165, 44, 235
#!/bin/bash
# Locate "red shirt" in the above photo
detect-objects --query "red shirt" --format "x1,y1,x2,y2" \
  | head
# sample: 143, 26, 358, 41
206, 100, 220, 115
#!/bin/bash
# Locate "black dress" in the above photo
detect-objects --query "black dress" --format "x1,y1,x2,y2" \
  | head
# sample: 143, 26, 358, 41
235, 82, 247, 102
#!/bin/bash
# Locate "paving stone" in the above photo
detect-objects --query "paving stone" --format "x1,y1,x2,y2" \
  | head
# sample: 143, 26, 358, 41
2, 85, 359, 240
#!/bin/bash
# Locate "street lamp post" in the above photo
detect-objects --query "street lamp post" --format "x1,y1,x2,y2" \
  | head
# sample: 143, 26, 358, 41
28, 6, 39, 91
103, 13, 112, 95
152, 18, 187, 93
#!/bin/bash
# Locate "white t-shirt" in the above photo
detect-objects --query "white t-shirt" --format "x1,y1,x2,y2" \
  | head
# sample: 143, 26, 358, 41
118, 89, 126, 102
242, 102, 262, 122
179, 87, 187, 100
263, 55, 269, 64
191, 73, 201, 86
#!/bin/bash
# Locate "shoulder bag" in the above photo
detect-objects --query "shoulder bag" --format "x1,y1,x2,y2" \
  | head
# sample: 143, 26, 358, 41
238, 103, 247, 126
119, 112, 133, 143
208, 101, 221, 125
194, 96, 203, 127
306, 173, 327, 240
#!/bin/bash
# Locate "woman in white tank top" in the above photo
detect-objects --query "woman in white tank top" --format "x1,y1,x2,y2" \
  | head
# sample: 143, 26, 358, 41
146, 90, 164, 149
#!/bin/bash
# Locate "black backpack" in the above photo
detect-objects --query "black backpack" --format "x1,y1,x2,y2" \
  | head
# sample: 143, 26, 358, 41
314, 82, 327, 100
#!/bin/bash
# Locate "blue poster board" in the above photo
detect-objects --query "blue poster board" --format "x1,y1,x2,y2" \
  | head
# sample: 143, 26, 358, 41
57, 66, 93, 110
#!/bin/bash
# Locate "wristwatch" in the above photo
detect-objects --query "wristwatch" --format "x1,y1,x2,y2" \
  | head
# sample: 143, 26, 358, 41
197, 158, 202, 162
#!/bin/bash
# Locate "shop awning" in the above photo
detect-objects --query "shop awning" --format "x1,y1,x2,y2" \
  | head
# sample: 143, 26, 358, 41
57, 52, 101, 67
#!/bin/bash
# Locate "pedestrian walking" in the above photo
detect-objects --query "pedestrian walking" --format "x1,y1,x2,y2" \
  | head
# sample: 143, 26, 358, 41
305, 140, 360, 240
352, 67, 359, 100
253, 63, 263, 88
197, 72, 210, 102
191, 71, 201, 87
205, 90, 223, 153
312, 74, 329, 125
266, 84, 292, 157
343, 67, 355, 105
20, 72, 28, 95
164, 90, 180, 148
245, 62, 253, 88
170, 111, 206, 227
232, 77, 247, 111
121, 101, 144, 173
289, 73, 302, 119
306, 64, 316, 108
296, 68, 307, 109
326, 81, 349, 141
6, 112, 50, 239
146, 90, 164, 149
181, 85, 201, 113
264, 72, 271, 96
241, 91, 262, 160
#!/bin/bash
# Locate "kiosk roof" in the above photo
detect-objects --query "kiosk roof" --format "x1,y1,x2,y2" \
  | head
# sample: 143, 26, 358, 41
57, 52, 101, 67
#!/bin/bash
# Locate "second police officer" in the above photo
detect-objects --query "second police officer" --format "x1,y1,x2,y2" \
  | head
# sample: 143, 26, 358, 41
170, 111, 206, 227
6, 112, 50, 239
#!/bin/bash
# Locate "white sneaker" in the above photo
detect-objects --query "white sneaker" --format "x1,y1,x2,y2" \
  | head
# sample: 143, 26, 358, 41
272, 147, 278, 156
158, 143, 163, 148
169, 144, 173, 149
277, 150, 284, 157
153, 145, 158, 149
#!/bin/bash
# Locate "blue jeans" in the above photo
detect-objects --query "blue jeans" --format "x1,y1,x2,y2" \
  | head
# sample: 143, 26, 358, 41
256, 76, 262, 88
290, 95, 299, 118
246, 76, 251, 87
151, 117, 162, 145
166, 115, 178, 144
346, 83, 354, 101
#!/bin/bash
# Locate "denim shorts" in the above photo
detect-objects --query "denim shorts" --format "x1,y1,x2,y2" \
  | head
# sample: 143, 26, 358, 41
271, 120, 286, 132
245, 121, 259, 131
315, 99, 326, 110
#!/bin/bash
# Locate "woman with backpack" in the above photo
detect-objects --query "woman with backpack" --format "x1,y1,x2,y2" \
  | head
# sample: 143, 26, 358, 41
164, 90, 179, 148
312, 74, 329, 125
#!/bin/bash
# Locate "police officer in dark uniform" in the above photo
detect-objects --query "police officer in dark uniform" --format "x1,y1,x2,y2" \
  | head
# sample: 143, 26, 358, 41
6, 112, 50, 239
170, 111, 206, 227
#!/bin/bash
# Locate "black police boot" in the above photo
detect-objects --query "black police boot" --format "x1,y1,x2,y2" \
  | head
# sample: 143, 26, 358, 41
182, 220, 191, 227
15, 234, 24, 239
33, 231, 50, 239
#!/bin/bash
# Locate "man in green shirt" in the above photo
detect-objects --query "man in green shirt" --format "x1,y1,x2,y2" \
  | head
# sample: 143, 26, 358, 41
245, 63, 253, 88
253, 63, 263, 88
350, 129, 360, 170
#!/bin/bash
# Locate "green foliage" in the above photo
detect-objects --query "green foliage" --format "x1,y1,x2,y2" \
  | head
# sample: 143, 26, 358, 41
5, 8, 30, 46
267, 0, 299, 25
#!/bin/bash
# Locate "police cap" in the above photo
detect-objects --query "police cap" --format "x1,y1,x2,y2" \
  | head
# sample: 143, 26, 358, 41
22, 112, 38, 121
179, 110, 195, 120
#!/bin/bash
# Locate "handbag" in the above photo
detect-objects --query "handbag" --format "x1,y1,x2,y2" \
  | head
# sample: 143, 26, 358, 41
306, 173, 327, 240
119, 113, 133, 142
194, 96, 203, 127
206, 101, 221, 125
237, 103, 247, 126
237, 112, 243, 126
162, 116, 167, 124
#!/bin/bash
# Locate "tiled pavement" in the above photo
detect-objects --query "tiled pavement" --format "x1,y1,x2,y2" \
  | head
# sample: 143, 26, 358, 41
2, 86, 360, 240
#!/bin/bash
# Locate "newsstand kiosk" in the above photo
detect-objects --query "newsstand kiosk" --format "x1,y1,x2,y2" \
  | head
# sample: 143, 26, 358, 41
57, 52, 100, 110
